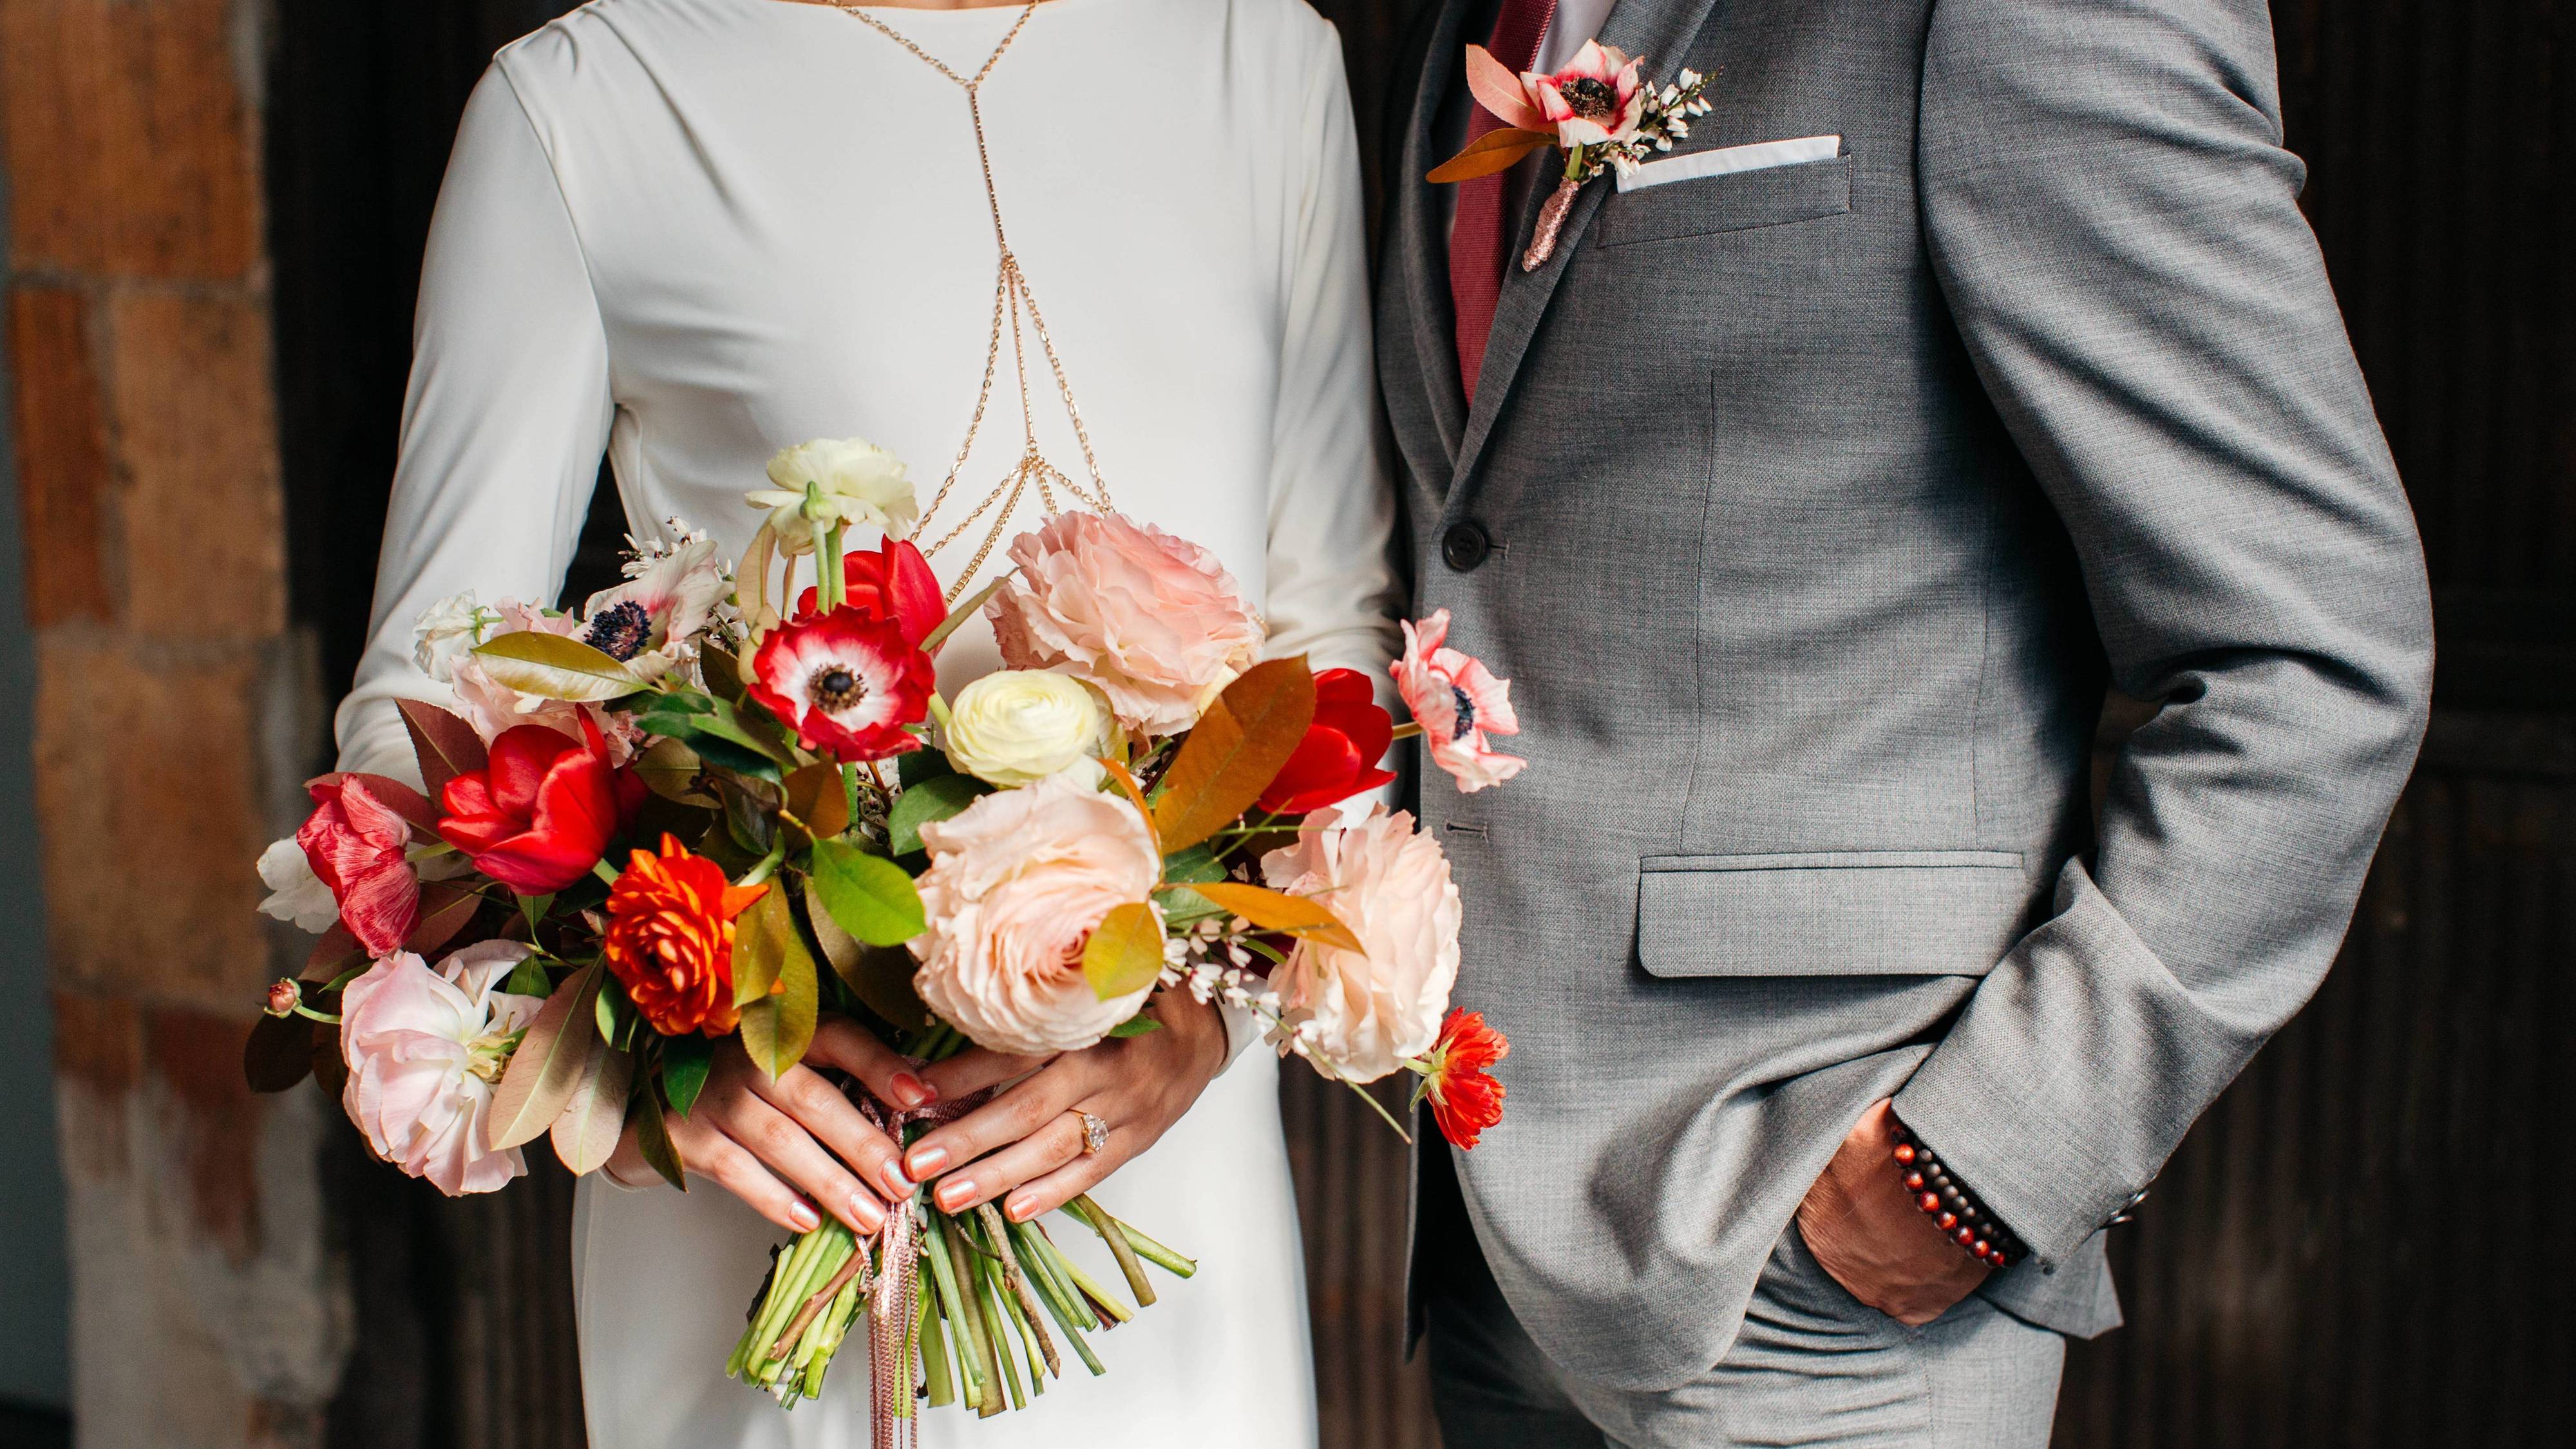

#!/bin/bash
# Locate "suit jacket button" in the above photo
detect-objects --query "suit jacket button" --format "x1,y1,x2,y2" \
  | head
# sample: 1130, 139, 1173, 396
1441, 521, 1493, 572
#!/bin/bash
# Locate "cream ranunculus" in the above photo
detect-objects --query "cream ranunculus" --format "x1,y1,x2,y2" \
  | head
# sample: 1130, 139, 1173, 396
748, 438, 920, 554
909, 772, 1164, 1056
1259, 806, 1461, 1083
942, 670, 1111, 787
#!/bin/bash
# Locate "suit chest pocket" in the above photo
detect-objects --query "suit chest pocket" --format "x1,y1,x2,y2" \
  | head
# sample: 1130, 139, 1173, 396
1591, 154, 1854, 249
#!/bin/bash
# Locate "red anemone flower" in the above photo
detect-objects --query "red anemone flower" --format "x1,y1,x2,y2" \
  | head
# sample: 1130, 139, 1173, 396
792, 537, 947, 647
437, 715, 643, 895
1417, 1009, 1509, 1150
1258, 667, 1397, 816
747, 605, 936, 761
298, 776, 421, 955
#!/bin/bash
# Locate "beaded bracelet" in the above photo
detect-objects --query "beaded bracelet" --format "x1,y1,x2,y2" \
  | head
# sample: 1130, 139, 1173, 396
1889, 1119, 2025, 1269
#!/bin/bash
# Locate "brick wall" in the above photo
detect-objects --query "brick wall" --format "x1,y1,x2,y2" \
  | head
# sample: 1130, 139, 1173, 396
1, 2, 346, 1444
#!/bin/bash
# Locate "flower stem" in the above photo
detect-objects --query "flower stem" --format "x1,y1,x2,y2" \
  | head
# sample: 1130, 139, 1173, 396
1345, 1078, 1414, 1143
1390, 721, 1424, 741
591, 858, 620, 887
1068, 1195, 1156, 1308
920, 574, 1009, 655
820, 520, 847, 612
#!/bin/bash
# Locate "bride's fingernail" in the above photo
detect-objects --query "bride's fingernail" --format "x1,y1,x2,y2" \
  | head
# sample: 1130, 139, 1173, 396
849, 1193, 886, 1232
907, 1146, 951, 1179
935, 1178, 976, 1212
788, 1200, 820, 1232
1005, 1195, 1035, 1222
891, 1073, 936, 1109
881, 1162, 915, 1198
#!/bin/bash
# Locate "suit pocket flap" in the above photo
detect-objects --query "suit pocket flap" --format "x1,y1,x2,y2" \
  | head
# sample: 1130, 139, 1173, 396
1636, 851, 2032, 978
1593, 153, 1853, 247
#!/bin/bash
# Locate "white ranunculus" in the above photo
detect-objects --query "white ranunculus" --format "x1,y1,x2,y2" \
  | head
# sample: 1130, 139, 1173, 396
748, 438, 920, 554
942, 670, 1112, 788
256, 837, 341, 934
412, 591, 498, 682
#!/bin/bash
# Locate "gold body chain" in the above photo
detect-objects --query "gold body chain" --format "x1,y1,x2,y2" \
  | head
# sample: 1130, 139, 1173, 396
819, 0, 1115, 601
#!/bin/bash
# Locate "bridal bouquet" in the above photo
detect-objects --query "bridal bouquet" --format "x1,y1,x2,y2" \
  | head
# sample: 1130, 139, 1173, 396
243, 439, 1522, 1436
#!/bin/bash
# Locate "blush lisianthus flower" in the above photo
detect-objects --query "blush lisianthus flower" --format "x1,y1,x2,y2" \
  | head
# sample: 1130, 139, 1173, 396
437, 717, 643, 896
1260, 806, 1462, 1083
749, 438, 920, 554
747, 605, 936, 761
941, 670, 1112, 788
910, 772, 1164, 1056
985, 511, 1265, 737
1414, 1008, 1509, 1150
1524, 40, 1647, 148
298, 776, 421, 954
1393, 609, 1526, 793
339, 940, 545, 1196
603, 835, 770, 1037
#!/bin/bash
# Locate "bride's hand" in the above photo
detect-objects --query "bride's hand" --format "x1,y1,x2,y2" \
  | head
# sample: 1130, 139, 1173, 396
604, 1016, 931, 1235
900, 990, 1229, 1223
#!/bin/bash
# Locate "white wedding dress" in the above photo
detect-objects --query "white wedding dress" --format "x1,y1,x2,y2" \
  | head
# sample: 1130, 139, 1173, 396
330, 1, 1398, 1444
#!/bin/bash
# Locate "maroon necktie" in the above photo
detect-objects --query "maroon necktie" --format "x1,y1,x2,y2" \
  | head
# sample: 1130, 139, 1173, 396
1449, 0, 1559, 404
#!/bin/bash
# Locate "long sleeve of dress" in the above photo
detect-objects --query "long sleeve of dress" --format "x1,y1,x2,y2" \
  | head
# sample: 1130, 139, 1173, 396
1258, 23, 1404, 688
332, 65, 614, 782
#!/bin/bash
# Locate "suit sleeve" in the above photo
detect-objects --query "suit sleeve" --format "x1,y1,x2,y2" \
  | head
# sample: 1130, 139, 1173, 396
331, 64, 614, 783
1891, 0, 2435, 1264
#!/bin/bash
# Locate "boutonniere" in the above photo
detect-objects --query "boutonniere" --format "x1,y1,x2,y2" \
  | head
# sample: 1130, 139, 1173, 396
1430, 40, 1713, 270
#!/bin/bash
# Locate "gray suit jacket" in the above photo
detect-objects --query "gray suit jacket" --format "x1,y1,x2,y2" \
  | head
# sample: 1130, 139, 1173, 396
1379, 0, 2434, 1391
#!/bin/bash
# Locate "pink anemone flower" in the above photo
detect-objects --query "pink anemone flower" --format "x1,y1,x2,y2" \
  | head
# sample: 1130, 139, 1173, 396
1523, 41, 1646, 148
747, 605, 936, 761
1392, 609, 1526, 793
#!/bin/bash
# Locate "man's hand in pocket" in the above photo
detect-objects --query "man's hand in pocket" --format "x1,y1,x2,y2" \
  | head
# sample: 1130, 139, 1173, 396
1795, 1099, 1989, 1327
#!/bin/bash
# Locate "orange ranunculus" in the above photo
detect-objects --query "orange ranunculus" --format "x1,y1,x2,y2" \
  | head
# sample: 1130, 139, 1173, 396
602, 835, 770, 1038
1416, 1008, 1509, 1150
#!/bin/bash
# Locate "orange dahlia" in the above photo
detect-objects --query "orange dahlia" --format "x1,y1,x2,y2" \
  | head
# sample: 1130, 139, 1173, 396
603, 835, 770, 1038
1415, 1008, 1509, 1150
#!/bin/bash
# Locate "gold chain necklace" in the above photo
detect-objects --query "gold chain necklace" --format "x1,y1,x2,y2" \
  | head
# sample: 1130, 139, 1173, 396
819, 0, 1115, 601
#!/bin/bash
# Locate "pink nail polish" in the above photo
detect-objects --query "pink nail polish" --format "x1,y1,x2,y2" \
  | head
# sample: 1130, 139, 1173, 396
892, 1072, 936, 1108
849, 1194, 886, 1232
909, 1146, 950, 1179
936, 1179, 976, 1212
788, 1200, 820, 1232
1006, 1195, 1034, 1222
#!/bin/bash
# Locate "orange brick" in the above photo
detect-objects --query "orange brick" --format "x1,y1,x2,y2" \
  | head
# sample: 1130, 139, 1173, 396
0, 0, 261, 279
51, 989, 142, 1097
147, 1007, 262, 1260
7, 285, 115, 624
103, 290, 286, 638
33, 637, 272, 1011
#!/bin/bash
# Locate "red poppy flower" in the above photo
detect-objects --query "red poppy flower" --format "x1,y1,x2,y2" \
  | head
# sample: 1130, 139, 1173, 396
792, 537, 947, 647
1417, 1008, 1509, 1150
298, 777, 421, 955
1258, 667, 1397, 816
748, 605, 937, 761
437, 715, 644, 895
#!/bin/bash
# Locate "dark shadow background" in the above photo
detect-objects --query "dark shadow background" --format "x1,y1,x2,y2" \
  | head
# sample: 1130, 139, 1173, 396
262, 1, 2573, 1445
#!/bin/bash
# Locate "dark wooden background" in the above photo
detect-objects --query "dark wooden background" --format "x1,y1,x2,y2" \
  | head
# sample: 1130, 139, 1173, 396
263, 1, 2573, 1444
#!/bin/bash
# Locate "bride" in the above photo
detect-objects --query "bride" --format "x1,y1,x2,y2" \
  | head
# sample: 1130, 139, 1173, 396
330, 0, 1398, 1443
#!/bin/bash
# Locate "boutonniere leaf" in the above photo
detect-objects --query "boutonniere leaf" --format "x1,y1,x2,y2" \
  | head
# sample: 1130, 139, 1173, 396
1464, 44, 1550, 131
1428, 126, 1556, 183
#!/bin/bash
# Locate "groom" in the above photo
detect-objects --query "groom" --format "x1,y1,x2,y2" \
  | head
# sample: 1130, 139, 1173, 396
1376, 0, 2432, 1443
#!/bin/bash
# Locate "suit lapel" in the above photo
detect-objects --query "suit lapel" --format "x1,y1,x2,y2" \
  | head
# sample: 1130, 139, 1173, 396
1392, 0, 1473, 493
1437, 0, 1729, 526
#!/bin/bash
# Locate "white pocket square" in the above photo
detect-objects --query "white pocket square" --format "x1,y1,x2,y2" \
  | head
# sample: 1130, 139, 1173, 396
1615, 135, 1842, 193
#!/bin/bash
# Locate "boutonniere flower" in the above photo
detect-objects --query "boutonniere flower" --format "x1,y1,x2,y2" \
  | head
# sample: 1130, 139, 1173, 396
1430, 39, 1713, 270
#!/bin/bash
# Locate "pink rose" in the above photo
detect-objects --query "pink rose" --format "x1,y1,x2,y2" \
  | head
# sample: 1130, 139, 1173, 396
985, 512, 1265, 737
1392, 609, 1526, 793
339, 941, 545, 1197
909, 773, 1166, 1056
1260, 806, 1461, 1083
1524, 40, 1646, 148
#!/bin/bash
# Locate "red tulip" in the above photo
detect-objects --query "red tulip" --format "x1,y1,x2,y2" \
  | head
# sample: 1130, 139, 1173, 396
1258, 667, 1397, 816
437, 716, 643, 895
793, 537, 948, 647
298, 777, 420, 955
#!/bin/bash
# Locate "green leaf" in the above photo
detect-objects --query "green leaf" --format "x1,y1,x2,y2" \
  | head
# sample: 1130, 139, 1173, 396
701, 646, 746, 703
635, 736, 714, 806
1153, 885, 1226, 929
782, 762, 854, 840
804, 876, 932, 1031
500, 952, 554, 999
486, 962, 604, 1150
595, 974, 631, 1045
242, 1012, 317, 1093
549, 1045, 633, 1175
734, 888, 819, 1079
1151, 657, 1318, 853
1106, 1016, 1164, 1038
888, 773, 990, 856
1081, 902, 1165, 1001
898, 746, 958, 790
633, 1074, 687, 1190
469, 630, 642, 702
660, 1032, 714, 1117
810, 838, 928, 946
518, 892, 554, 936
1159, 844, 1227, 886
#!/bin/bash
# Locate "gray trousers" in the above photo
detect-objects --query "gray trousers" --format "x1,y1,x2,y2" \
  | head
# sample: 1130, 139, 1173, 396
1417, 1142, 2065, 1448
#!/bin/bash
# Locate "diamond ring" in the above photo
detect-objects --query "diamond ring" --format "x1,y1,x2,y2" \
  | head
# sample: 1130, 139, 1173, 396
1077, 1112, 1110, 1157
